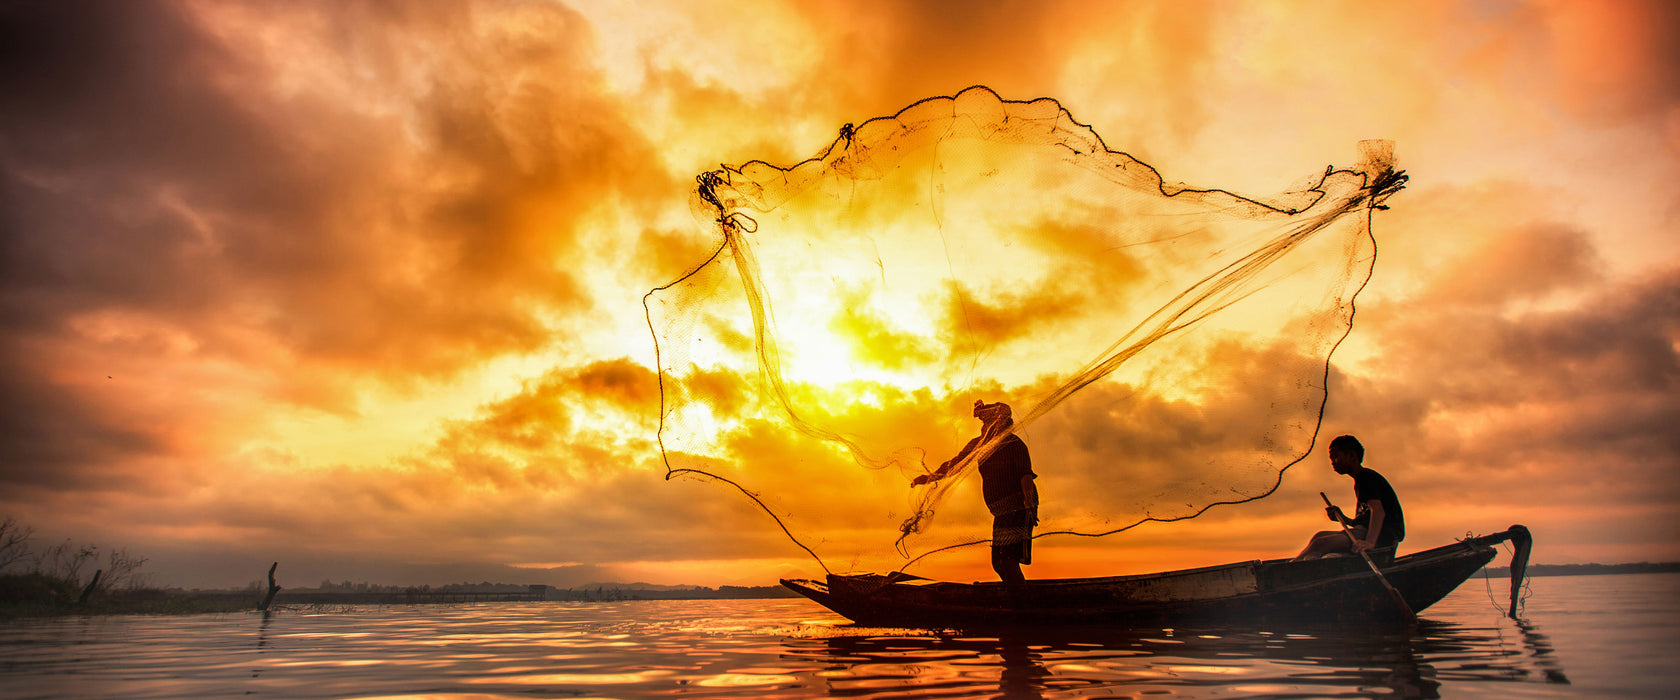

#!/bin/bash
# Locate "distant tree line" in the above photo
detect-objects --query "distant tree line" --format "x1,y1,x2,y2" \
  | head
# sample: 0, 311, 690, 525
1485, 562, 1680, 577
302, 579, 797, 600
308, 580, 539, 594
546, 584, 799, 601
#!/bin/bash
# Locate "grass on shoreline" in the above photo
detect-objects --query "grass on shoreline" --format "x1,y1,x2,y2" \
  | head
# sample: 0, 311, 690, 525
0, 573, 795, 619
0, 573, 262, 619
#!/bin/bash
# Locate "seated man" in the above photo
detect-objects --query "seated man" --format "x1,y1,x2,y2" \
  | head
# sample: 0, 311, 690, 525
1295, 435, 1405, 562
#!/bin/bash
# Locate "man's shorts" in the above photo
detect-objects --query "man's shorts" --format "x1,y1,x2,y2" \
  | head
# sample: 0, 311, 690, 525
1347, 525, 1398, 565
992, 510, 1033, 565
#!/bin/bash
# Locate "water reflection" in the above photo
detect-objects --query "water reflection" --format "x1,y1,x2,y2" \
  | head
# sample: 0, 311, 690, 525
789, 617, 1570, 699
0, 590, 1612, 700
257, 609, 273, 649
1516, 617, 1572, 684
998, 638, 1050, 699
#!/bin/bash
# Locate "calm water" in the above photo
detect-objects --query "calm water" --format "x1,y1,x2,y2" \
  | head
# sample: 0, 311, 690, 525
2, 572, 1676, 699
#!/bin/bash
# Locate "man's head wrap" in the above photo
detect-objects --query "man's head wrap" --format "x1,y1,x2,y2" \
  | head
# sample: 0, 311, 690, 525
973, 400, 1013, 426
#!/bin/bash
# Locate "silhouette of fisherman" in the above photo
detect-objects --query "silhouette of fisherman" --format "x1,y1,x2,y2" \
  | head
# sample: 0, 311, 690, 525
914, 400, 1039, 583
1294, 434, 1405, 563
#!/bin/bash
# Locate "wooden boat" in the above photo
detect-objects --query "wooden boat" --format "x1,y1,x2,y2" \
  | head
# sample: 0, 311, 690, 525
782, 525, 1531, 628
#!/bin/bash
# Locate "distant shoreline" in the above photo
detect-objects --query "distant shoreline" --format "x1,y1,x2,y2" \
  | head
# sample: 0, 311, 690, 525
1483, 562, 1680, 578
138, 564, 1680, 604
9, 564, 1676, 618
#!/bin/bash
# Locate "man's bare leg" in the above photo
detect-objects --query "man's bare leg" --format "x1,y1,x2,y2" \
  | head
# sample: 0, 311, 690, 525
1294, 531, 1352, 561
992, 549, 1026, 584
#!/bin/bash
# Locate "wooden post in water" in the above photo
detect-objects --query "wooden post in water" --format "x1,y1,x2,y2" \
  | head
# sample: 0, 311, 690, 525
259, 562, 282, 611
78, 569, 103, 605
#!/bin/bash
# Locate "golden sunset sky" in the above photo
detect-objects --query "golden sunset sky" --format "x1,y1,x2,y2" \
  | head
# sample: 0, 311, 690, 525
1, 0, 1675, 589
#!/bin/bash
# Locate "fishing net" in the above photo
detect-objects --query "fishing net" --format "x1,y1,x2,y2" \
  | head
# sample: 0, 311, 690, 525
644, 87, 1404, 575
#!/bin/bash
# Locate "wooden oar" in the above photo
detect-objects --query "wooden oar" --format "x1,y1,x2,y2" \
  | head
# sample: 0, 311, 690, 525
1321, 492, 1416, 623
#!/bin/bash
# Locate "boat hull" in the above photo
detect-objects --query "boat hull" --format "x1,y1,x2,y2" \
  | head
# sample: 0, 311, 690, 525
782, 528, 1528, 628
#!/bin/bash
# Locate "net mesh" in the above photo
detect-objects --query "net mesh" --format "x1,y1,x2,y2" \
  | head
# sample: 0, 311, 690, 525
644, 87, 1404, 575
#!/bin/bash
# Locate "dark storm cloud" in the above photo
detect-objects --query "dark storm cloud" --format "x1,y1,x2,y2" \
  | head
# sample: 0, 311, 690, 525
1338, 262, 1679, 508
0, 0, 676, 492
1413, 222, 1604, 307
0, 365, 161, 488
1, 0, 259, 327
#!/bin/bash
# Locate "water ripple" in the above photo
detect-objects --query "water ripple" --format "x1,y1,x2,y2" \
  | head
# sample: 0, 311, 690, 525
1, 575, 1674, 698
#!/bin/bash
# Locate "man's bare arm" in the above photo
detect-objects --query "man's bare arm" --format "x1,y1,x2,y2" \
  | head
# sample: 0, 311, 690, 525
1356, 499, 1385, 552
912, 439, 978, 485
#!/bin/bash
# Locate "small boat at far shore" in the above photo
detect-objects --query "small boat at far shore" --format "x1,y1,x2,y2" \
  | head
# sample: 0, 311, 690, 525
782, 526, 1532, 628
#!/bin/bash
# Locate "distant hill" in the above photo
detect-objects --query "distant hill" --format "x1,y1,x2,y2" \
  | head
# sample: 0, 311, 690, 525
1485, 562, 1680, 577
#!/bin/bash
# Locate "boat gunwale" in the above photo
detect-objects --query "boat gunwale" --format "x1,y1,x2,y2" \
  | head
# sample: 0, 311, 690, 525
793, 535, 1497, 594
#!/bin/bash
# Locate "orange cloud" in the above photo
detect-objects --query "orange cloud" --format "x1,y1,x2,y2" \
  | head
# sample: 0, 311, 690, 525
934, 277, 1086, 352
1414, 222, 1603, 307
2, 0, 1675, 590
1540, 0, 1680, 122
829, 284, 941, 371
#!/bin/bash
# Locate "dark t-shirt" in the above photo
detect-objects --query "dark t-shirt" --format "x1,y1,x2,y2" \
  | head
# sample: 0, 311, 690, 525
1350, 467, 1405, 546
976, 434, 1035, 514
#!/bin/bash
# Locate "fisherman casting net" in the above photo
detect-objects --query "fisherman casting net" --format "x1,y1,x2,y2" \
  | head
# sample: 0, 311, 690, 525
645, 87, 1404, 576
